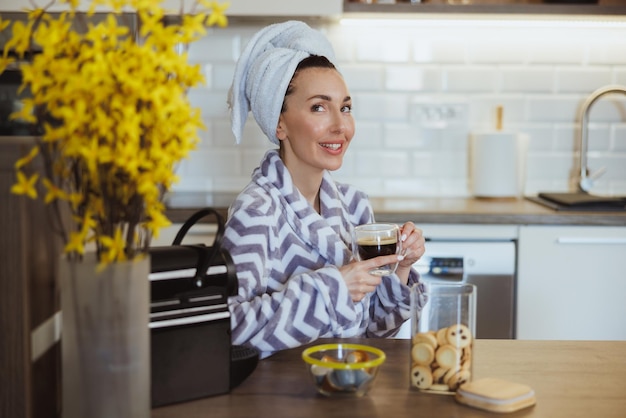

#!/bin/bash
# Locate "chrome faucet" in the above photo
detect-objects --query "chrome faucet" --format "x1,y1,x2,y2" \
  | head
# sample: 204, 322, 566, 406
577, 84, 626, 193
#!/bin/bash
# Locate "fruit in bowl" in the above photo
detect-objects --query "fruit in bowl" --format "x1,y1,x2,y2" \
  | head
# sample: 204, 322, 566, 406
302, 343, 386, 397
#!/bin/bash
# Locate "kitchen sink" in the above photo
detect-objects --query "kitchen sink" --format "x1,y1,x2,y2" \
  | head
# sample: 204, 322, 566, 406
527, 192, 626, 212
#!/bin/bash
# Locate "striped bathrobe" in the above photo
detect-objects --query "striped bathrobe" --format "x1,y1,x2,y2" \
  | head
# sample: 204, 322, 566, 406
223, 150, 425, 358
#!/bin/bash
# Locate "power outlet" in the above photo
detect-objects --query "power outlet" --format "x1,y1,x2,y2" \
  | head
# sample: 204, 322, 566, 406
410, 101, 468, 129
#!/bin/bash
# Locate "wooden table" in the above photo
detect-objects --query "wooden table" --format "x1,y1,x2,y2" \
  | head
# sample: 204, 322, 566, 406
152, 338, 626, 418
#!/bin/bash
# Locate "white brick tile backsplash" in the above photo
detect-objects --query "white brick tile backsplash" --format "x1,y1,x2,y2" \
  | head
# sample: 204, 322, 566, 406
173, 175, 213, 191
615, 70, 626, 85
413, 39, 465, 64
519, 125, 553, 152
587, 124, 612, 152
353, 93, 411, 122
187, 32, 239, 62
444, 67, 498, 92
333, 152, 355, 177
188, 89, 229, 118
352, 121, 384, 149
211, 119, 235, 147
468, 96, 526, 128
527, 41, 585, 65
467, 40, 528, 65
172, 20, 626, 197
384, 123, 424, 149
212, 63, 237, 90
385, 65, 441, 91
585, 97, 626, 121
354, 35, 411, 63
527, 96, 580, 123
410, 153, 434, 178
501, 67, 554, 93
587, 40, 626, 65
556, 68, 613, 93
613, 125, 626, 152
341, 64, 385, 91
354, 150, 411, 178
185, 149, 241, 177
554, 124, 578, 152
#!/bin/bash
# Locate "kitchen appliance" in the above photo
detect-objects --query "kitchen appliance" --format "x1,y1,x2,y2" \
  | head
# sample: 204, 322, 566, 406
396, 228, 517, 340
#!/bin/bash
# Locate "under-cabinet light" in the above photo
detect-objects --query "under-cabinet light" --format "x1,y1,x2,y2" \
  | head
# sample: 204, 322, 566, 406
339, 15, 626, 29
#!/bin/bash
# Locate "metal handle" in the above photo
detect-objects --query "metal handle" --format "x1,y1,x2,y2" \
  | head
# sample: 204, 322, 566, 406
149, 311, 230, 329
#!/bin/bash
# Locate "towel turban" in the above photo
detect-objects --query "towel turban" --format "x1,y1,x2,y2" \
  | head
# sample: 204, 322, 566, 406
227, 20, 337, 145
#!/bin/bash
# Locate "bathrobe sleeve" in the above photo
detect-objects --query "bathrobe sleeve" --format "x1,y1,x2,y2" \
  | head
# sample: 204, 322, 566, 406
333, 183, 427, 338
366, 269, 425, 337
223, 187, 370, 358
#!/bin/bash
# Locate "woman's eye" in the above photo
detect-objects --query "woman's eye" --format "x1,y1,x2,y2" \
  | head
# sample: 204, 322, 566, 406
311, 104, 324, 112
341, 105, 352, 113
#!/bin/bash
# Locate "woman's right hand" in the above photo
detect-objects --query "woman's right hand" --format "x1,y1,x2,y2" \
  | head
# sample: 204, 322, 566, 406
339, 254, 404, 302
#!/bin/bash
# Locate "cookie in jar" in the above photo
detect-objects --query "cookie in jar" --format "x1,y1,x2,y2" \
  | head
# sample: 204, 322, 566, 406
409, 283, 476, 394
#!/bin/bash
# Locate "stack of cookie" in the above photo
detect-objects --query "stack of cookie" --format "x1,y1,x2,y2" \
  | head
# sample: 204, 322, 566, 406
410, 323, 473, 393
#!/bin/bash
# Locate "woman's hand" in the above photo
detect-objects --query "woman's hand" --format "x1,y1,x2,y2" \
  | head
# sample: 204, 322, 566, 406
395, 222, 425, 283
399, 222, 425, 266
339, 254, 403, 302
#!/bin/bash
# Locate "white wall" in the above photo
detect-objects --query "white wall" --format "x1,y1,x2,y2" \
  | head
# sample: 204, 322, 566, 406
175, 17, 626, 198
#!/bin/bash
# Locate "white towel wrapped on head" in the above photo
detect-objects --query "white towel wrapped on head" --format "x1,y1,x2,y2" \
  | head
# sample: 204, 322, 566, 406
228, 20, 336, 145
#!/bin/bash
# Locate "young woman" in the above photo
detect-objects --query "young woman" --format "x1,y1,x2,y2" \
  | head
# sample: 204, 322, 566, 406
224, 21, 426, 359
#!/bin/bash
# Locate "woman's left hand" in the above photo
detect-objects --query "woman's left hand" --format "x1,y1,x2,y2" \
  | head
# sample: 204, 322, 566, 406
397, 222, 425, 268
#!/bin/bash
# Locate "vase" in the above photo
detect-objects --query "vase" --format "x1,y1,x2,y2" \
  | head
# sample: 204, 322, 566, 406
60, 253, 150, 418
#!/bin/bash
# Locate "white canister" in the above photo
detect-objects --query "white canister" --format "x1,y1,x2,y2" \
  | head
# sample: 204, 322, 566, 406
469, 132, 528, 198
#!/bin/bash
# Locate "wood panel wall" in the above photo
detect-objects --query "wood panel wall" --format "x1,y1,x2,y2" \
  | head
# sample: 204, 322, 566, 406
1, 137, 61, 418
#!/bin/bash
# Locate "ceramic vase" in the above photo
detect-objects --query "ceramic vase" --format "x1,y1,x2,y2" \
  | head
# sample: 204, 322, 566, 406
60, 253, 150, 418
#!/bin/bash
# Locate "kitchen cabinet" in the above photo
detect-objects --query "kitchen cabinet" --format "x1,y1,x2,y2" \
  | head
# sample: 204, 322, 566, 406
160, 0, 342, 16
343, 0, 626, 16
0, 0, 343, 16
225, 0, 342, 16
516, 225, 626, 341
3, 0, 624, 15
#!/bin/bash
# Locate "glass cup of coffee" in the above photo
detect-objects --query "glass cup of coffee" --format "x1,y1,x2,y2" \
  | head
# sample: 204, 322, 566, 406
353, 223, 402, 276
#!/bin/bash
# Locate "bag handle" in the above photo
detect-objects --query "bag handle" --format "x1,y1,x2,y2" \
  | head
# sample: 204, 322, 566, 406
171, 208, 226, 287
172, 207, 225, 247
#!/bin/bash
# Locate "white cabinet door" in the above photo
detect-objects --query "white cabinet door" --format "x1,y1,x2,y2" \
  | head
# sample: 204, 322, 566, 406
517, 225, 626, 341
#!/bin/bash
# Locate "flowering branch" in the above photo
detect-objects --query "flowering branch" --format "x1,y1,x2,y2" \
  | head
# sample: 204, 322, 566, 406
1, 0, 228, 265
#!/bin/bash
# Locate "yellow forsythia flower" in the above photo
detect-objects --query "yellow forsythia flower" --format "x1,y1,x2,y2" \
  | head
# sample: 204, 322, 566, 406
11, 171, 39, 199
2, 0, 228, 264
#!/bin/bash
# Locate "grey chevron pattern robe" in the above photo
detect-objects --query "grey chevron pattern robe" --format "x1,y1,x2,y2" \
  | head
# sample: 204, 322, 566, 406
223, 149, 425, 358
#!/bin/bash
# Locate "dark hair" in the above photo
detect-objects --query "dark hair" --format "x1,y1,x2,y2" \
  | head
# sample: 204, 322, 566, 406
280, 55, 336, 113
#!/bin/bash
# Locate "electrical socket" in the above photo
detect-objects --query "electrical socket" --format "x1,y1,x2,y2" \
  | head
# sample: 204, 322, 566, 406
410, 101, 469, 129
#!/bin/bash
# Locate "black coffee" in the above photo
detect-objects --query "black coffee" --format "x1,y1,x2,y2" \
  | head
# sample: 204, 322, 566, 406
356, 237, 397, 260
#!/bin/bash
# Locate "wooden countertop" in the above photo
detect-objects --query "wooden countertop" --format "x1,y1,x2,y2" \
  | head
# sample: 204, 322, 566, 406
151, 338, 626, 418
164, 192, 626, 226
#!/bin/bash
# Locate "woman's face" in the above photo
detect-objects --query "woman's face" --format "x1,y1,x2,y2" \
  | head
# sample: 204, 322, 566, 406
276, 66, 355, 176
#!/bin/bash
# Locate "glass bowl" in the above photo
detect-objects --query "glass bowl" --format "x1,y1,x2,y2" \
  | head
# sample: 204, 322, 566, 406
301, 343, 386, 397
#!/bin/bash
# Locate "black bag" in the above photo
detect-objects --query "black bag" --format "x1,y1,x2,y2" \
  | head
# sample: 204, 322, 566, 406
148, 208, 257, 407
